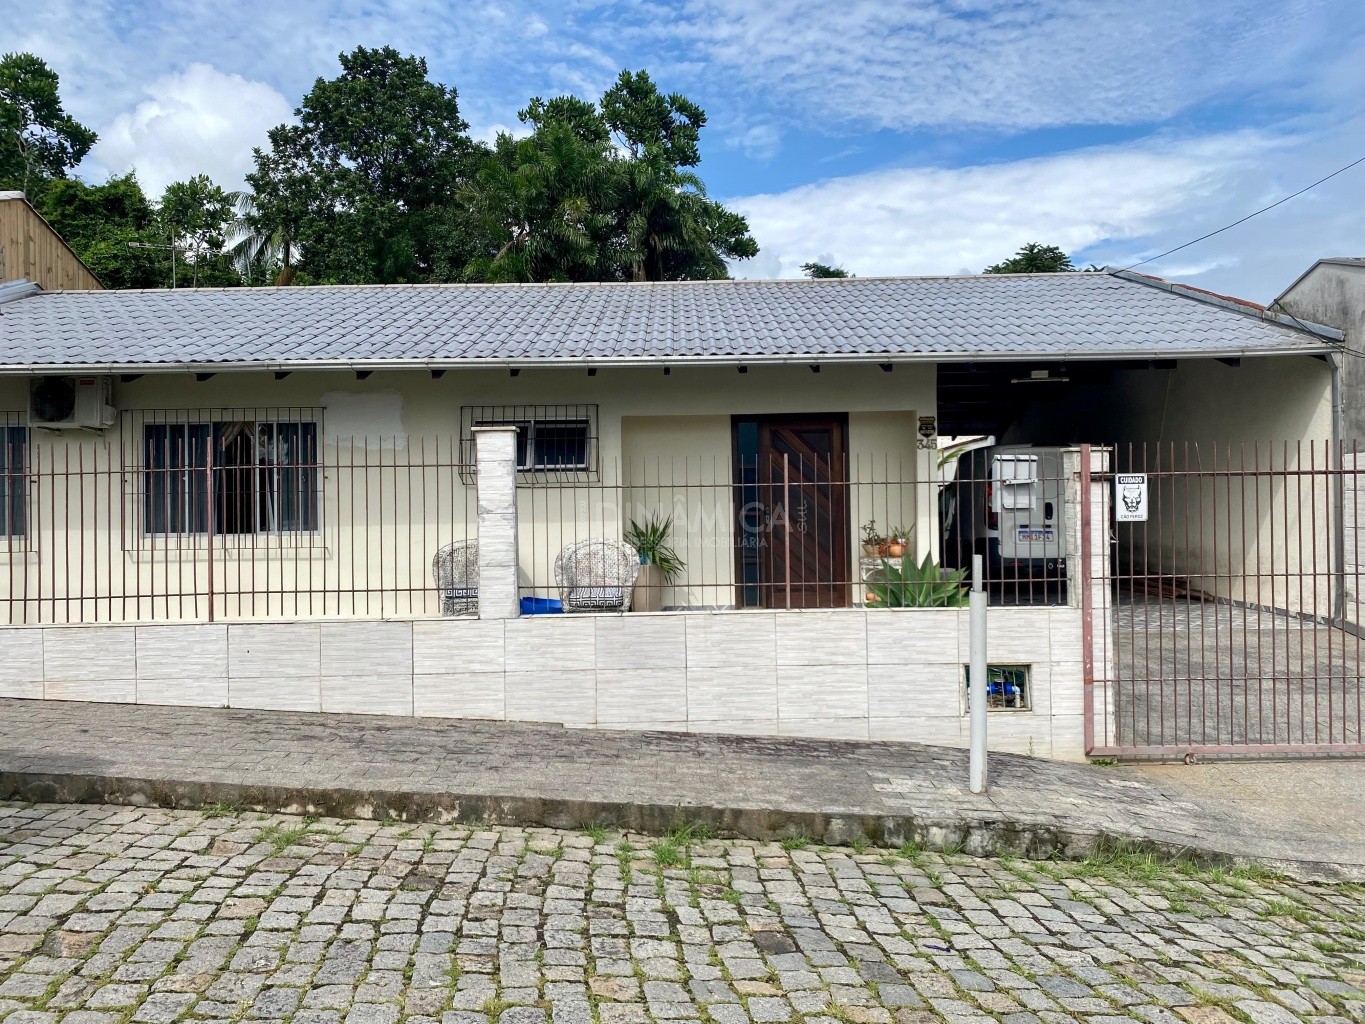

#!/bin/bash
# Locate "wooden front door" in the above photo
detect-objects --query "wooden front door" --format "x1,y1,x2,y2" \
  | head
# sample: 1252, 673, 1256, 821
735, 417, 849, 609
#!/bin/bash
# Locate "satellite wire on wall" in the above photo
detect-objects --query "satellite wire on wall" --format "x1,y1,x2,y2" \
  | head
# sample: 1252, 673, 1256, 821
1116, 152, 1365, 273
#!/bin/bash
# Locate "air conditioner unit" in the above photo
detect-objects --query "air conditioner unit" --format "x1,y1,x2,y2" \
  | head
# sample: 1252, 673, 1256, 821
28, 375, 117, 430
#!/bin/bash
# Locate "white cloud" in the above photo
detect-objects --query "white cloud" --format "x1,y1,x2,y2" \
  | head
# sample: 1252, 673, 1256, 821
2, 0, 624, 164
88, 64, 292, 195
726, 123, 782, 161
682, 0, 1339, 131
471, 121, 534, 147
728, 118, 1365, 302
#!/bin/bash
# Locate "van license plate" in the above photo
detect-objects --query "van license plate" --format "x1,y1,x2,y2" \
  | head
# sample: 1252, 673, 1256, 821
1016, 528, 1055, 543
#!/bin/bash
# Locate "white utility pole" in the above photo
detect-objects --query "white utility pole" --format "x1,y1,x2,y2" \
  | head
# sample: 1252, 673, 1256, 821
968, 554, 988, 794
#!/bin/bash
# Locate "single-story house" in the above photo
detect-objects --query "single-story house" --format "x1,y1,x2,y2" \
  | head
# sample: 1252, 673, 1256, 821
0, 270, 1347, 760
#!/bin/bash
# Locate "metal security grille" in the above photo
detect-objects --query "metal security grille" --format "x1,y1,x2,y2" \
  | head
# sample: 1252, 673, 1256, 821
1087, 441, 1364, 759
0, 412, 26, 543
122, 408, 324, 545
4, 414, 474, 624
459, 405, 599, 484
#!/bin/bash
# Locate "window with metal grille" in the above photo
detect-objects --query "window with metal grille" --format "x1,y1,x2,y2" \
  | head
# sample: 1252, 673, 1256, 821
459, 405, 598, 483
0, 421, 26, 538
142, 419, 319, 535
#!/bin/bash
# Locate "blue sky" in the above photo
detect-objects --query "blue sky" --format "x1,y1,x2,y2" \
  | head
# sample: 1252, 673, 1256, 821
5, 0, 1365, 300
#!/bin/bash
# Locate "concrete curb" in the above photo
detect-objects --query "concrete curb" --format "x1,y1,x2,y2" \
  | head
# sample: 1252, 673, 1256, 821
4, 769, 1359, 884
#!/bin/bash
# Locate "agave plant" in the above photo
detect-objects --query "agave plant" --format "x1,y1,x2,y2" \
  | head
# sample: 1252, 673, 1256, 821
624, 513, 685, 582
866, 553, 969, 608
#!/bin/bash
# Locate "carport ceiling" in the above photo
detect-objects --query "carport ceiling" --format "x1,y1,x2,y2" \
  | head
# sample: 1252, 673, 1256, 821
936, 360, 1141, 436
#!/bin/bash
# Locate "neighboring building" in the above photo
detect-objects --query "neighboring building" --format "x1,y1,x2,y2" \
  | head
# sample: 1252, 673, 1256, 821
1273, 257, 1365, 637
1273, 257, 1365, 445
0, 192, 102, 291
0, 270, 1347, 760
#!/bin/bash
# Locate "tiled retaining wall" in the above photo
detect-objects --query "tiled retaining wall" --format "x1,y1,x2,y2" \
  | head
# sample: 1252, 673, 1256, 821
0, 606, 1086, 760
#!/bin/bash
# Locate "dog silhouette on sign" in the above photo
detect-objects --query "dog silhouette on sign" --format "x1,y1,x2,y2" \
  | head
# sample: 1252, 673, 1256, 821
1121, 485, 1143, 514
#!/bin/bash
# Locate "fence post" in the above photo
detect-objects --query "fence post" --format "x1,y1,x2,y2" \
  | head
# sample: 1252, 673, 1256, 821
472, 426, 521, 619
1063, 445, 1114, 753
205, 440, 215, 623
968, 554, 988, 793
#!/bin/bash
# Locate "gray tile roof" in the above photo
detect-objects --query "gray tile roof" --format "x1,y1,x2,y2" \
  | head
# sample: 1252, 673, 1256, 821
0, 270, 1338, 372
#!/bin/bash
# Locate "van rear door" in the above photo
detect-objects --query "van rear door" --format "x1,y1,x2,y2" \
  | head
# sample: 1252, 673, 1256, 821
991, 452, 1060, 565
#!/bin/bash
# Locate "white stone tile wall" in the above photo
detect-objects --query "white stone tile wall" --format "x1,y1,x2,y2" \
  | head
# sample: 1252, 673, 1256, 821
2, 606, 1089, 760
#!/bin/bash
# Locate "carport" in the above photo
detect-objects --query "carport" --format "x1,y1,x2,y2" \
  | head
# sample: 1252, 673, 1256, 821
932, 270, 1359, 758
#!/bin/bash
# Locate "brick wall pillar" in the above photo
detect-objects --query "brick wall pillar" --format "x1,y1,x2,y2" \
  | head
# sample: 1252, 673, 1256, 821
473, 426, 521, 620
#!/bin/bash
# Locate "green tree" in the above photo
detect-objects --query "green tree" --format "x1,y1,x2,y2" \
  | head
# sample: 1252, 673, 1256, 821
31, 174, 166, 288
241, 125, 316, 284
801, 261, 850, 278
463, 70, 757, 283
0, 53, 97, 192
462, 100, 614, 282
983, 242, 1075, 274
159, 174, 239, 287
246, 46, 480, 284
601, 70, 756, 281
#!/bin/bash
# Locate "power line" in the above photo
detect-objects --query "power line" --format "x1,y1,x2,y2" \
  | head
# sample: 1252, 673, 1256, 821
1117, 152, 1365, 273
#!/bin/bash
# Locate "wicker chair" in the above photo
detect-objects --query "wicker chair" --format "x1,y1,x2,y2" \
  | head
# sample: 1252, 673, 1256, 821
432, 540, 479, 615
554, 539, 640, 612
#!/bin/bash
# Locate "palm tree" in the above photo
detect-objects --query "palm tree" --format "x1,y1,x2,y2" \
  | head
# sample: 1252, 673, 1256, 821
615, 157, 754, 281
464, 123, 612, 282
226, 192, 296, 286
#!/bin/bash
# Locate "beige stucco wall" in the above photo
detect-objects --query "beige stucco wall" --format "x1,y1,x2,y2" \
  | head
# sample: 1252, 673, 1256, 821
1, 364, 935, 623
616, 410, 928, 608
1102, 356, 1335, 614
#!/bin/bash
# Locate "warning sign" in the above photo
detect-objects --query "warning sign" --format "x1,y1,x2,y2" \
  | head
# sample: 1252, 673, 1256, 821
1115, 473, 1148, 523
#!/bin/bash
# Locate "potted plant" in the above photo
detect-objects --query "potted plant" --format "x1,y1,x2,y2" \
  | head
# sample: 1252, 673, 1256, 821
861, 520, 886, 558
865, 553, 969, 608
886, 525, 912, 558
625, 513, 684, 612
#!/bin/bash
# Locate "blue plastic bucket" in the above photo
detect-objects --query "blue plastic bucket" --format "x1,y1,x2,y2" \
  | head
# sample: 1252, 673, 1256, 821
520, 596, 564, 615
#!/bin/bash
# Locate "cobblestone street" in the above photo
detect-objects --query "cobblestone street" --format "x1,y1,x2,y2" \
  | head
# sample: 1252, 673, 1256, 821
2, 803, 1364, 1024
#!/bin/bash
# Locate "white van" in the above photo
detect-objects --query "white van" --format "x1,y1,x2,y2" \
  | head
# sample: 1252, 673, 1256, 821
940, 445, 1067, 586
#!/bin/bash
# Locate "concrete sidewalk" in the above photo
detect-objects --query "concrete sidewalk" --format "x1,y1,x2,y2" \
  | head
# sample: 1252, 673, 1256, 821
1, 697, 1362, 881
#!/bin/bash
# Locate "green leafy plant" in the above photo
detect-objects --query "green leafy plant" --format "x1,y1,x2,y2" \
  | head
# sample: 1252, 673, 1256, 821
860, 520, 885, 547
866, 554, 969, 608
625, 513, 685, 581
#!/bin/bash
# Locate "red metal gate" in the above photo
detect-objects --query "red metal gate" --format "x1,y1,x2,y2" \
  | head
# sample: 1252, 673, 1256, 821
1087, 441, 1364, 759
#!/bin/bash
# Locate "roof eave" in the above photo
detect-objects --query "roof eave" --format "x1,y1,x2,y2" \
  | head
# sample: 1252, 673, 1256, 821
0, 344, 1338, 376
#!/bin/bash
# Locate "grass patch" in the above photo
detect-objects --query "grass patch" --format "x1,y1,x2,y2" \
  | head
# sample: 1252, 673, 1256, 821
780, 834, 810, 852
653, 836, 685, 868
687, 867, 724, 887
1262, 898, 1312, 924
583, 824, 608, 845
201, 801, 239, 820
615, 838, 636, 884
256, 820, 315, 855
